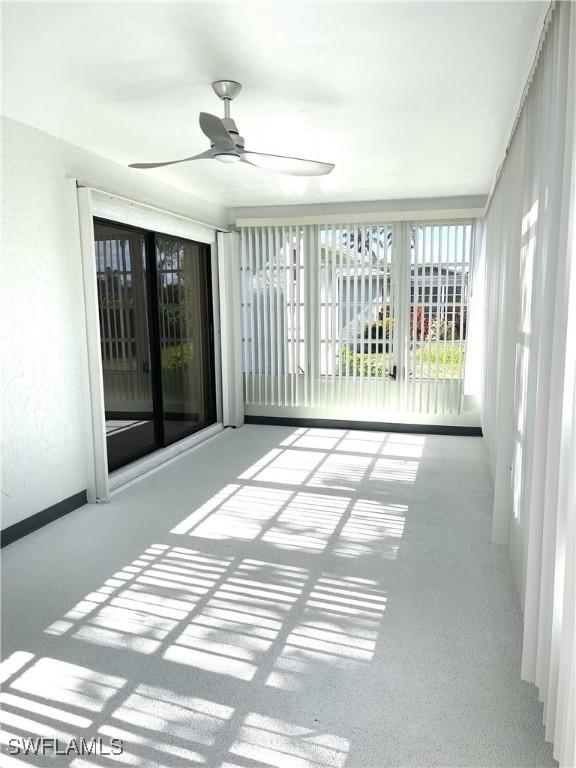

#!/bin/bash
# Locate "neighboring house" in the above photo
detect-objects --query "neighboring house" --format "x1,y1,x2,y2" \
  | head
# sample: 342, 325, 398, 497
409, 265, 468, 328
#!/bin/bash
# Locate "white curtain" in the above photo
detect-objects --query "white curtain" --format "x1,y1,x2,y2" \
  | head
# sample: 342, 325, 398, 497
478, 2, 576, 765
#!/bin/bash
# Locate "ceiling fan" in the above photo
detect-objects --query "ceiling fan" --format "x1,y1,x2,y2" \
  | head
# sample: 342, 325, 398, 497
129, 80, 334, 176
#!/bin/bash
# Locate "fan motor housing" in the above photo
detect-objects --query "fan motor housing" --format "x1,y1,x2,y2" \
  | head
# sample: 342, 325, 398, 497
220, 117, 244, 148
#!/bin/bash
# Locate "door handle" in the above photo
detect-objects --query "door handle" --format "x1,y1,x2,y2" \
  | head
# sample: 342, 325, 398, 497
143, 360, 150, 373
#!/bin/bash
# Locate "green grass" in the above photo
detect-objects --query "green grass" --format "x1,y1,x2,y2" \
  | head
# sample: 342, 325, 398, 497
341, 342, 465, 380
412, 342, 465, 379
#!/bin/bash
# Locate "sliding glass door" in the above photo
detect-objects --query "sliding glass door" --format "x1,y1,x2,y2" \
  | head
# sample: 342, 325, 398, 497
94, 222, 158, 470
94, 220, 216, 471
156, 236, 216, 445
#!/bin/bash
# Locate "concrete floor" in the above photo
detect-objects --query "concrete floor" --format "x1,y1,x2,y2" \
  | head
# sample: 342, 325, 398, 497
1, 426, 555, 767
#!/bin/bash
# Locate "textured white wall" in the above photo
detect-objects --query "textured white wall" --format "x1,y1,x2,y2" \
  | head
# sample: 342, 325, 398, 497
0, 117, 227, 529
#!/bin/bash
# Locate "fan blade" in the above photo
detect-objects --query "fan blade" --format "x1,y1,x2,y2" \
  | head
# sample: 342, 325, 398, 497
240, 150, 334, 176
199, 112, 237, 152
129, 150, 213, 169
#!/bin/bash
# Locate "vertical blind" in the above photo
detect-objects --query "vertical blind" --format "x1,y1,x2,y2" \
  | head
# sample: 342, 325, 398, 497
478, 2, 576, 764
95, 231, 151, 408
240, 221, 472, 416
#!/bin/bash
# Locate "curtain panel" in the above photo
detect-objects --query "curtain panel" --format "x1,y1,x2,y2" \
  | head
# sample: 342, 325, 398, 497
478, 2, 576, 764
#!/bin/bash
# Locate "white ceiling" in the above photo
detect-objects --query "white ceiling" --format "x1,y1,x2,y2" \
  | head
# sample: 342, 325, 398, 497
2, 1, 545, 207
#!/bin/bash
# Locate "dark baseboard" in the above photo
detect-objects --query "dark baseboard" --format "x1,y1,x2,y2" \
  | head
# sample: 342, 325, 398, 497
1, 490, 88, 548
245, 415, 483, 437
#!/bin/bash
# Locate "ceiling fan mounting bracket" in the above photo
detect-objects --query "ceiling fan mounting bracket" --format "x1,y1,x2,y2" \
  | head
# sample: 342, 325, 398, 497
212, 80, 243, 102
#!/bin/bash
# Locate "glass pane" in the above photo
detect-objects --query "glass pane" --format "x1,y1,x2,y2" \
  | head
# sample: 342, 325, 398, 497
156, 236, 216, 443
94, 222, 157, 470
408, 223, 470, 381
334, 225, 395, 379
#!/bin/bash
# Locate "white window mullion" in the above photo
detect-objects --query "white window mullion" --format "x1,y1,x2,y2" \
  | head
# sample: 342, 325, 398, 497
249, 229, 257, 405
418, 228, 425, 412
457, 224, 468, 412
442, 224, 450, 415
434, 225, 443, 413
302, 225, 308, 408
454, 225, 462, 413
304, 225, 309, 406
294, 225, 301, 406
281, 225, 288, 407
448, 226, 458, 414
392, 224, 401, 406
358, 225, 366, 406
426, 226, 433, 413
367, 225, 380, 409
254, 228, 262, 405
381, 227, 387, 406
274, 226, 282, 407
330, 226, 337, 405
391, 222, 408, 410
383, 226, 390, 408
337, 225, 343, 407
378, 225, 385, 411
306, 224, 320, 408
304, 226, 309, 405
267, 226, 275, 406
388, 225, 397, 407
240, 227, 248, 404
352, 226, 359, 401
411, 226, 418, 411
323, 225, 329, 407
344, 224, 354, 403
286, 225, 292, 408
411, 227, 418, 412
261, 227, 269, 405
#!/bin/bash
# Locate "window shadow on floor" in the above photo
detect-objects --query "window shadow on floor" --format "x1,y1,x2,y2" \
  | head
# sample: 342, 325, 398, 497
0, 429, 553, 767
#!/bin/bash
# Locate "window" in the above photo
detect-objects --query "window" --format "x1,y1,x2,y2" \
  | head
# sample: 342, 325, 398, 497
240, 221, 472, 415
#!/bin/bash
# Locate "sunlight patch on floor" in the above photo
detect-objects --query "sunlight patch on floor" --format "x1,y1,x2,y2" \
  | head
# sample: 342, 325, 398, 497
1, 427, 424, 768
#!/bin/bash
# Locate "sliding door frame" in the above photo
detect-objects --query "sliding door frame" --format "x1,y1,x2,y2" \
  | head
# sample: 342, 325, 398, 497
77, 184, 224, 504
94, 216, 218, 470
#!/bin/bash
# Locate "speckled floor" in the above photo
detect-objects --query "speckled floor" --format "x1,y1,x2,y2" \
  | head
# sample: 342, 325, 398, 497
1, 426, 555, 767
